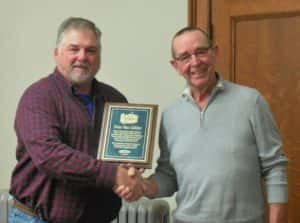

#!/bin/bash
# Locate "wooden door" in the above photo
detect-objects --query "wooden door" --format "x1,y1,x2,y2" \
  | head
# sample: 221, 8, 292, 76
189, 1, 300, 222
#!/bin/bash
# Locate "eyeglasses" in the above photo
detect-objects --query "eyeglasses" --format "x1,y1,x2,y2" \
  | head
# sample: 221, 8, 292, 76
174, 46, 212, 64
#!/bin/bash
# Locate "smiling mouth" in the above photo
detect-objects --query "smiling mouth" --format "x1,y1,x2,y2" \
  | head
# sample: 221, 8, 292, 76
191, 66, 209, 75
72, 65, 90, 73
73, 65, 87, 69
191, 70, 206, 76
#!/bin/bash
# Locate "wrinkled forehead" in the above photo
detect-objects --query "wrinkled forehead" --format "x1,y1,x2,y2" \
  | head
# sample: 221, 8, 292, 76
172, 30, 210, 55
59, 28, 101, 48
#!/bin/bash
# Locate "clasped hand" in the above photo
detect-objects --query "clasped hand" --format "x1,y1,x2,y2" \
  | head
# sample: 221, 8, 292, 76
114, 164, 146, 202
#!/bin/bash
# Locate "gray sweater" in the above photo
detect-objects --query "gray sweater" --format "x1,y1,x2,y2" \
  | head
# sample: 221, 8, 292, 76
151, 77, 288, 223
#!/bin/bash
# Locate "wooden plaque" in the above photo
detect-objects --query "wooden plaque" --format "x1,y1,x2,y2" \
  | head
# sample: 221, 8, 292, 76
97, 103, 158, 169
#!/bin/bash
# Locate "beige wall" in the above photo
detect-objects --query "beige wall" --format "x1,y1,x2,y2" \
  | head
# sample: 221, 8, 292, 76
0, 0, 187, 214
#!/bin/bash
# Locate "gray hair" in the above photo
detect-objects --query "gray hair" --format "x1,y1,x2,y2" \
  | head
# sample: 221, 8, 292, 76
56, 17, 102, 49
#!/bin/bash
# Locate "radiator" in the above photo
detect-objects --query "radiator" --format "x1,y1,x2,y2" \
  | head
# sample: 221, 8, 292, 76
0, 189, 13, 223
112, 198, 170, 223
0, 190, 169, 223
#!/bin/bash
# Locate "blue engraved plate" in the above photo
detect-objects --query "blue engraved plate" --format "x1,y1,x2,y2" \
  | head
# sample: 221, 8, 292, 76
104, 107, 150, 161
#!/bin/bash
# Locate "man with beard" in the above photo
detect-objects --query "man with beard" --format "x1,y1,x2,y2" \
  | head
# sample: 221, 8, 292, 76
115, 27, 288, 223
8, 17, 143, 223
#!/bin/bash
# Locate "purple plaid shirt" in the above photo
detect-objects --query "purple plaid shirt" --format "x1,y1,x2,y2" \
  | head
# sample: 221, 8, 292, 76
10, 69, 127, 223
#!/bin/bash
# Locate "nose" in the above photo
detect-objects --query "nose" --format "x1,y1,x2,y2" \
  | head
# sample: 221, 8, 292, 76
77, 49, 88, 61
190, 54, 201, 66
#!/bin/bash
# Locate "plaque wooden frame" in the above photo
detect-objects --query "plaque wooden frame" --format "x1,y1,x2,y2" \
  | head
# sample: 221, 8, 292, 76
97, 102, 158, 169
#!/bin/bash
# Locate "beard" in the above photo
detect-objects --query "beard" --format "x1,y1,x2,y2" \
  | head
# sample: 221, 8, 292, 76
69, 63, 95, 86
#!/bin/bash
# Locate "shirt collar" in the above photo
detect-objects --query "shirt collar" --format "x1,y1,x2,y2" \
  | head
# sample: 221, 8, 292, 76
182, 72, 225, 100
53, 67, 98, 98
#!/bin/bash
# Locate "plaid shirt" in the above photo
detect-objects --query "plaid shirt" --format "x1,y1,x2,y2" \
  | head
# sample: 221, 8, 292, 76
10, 69, 127, 223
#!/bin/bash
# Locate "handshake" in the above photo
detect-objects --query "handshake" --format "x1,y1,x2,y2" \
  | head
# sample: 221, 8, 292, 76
114, 164, 157, 202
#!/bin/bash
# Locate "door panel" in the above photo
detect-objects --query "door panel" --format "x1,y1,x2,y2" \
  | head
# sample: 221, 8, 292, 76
189, 1, 300, 222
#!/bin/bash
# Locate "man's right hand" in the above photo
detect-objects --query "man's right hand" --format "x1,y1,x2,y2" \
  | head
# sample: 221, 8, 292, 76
114, 164, 144, 201
114, 164, 159, 202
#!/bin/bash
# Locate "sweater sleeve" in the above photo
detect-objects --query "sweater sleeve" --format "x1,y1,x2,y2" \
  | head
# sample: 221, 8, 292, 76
250, 93, 288, 203
150, 116, 178, 197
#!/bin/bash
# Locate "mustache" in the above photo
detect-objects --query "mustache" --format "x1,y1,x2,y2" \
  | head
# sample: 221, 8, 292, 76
71, 63, 90, 70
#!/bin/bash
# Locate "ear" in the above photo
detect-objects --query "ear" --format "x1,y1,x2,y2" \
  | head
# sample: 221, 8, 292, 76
170, 59, 185, 78
212, 45, 219, 57
53, 48, 59, 62
170, 59, 179, 71
54, 48, 59, 56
